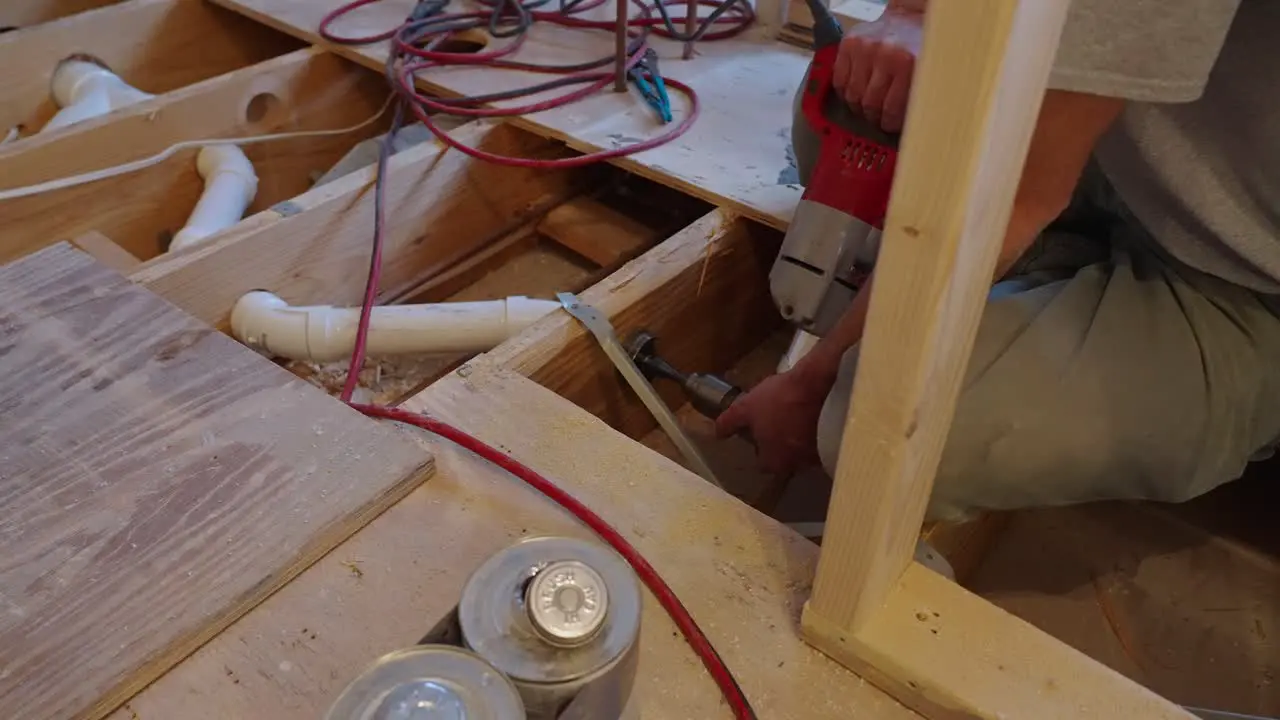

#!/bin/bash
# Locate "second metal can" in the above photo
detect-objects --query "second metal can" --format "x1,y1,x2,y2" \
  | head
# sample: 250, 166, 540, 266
458, 535, 642, 720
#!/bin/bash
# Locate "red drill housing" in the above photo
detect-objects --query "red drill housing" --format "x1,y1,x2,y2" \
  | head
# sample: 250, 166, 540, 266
797, 0, 899, 228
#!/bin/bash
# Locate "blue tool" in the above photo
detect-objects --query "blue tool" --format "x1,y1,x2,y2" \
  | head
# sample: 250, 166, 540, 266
628, 48, 672, 124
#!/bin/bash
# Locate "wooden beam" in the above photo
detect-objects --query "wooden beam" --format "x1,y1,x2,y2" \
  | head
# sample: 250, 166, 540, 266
805, 0, 1070, 634
804, 563, 1194, 719
0, 0, 123, 29
0, 48, 389, 264
796, 0, 1193, 716
393, 222, 544, 304
537, 196, 658, 267
0, 0, 298, 137
485, 210, 784, 441
69, 231, 142, 274
129, 121, 581, 329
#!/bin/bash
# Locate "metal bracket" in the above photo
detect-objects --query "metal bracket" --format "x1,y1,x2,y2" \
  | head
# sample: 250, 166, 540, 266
556, 292, 722, 488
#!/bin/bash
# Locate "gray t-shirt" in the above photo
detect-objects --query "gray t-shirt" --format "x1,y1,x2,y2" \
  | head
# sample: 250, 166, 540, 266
1048, 0, 1280, 293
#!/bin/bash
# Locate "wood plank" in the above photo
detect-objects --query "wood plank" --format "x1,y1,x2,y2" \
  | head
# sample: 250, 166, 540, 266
803, 562, 1195, 720
130, 121, 581, 329
208, 0, 807, 230
111, 366, 920, 720
804, 0, 1071, 633
484, 210, 783, 441
537, 195, 658, 266
0, 0, 298, 138
0, 243, 434, 720
791, 1, 1190, 716
0, 48, 390, 263
0, 0, 123, 29
69, 230, 141, 274
393, 222, 544, 304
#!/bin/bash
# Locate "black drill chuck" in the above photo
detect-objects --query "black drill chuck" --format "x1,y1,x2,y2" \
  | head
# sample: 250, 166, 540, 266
806, 0, 844, 51
626, 331, 743, 420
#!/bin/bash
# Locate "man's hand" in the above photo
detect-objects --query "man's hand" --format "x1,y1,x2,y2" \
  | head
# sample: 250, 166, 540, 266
833, 6, 924, 132
715, 369, 830, 477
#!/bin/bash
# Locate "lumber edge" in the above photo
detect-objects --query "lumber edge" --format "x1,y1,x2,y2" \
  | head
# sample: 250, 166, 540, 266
800, 562, 1196, 720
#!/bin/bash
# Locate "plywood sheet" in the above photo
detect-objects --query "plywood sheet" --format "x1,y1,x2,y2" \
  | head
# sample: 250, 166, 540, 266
110, 367, 918, 720
0, 244, 434, 720
208, 0, 808, 230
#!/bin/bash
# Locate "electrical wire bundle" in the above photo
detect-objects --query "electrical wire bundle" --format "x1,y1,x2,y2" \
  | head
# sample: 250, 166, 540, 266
318, 0, 755, 166
320, 1, 762, 717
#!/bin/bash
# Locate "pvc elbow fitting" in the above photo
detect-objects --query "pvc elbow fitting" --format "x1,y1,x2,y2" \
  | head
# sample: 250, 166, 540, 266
42, 57, 154, 133
170, 145, 259, 252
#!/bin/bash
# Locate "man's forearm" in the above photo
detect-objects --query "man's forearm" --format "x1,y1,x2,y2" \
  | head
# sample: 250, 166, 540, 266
787, 201, 1049, 398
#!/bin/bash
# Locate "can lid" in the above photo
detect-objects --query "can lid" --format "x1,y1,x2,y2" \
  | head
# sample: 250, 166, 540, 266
325, 645, 525, 720
525, 559, 609, 647
458, 536, 642, 685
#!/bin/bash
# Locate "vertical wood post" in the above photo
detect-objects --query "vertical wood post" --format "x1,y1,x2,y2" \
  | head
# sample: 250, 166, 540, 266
802, 0, 1070, 633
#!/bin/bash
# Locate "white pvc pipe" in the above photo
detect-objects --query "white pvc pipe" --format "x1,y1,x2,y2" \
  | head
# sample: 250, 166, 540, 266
231, 291, 561, 362
42, 58, 154, 133
777, 329, 820, 373
169, 145, 258, 252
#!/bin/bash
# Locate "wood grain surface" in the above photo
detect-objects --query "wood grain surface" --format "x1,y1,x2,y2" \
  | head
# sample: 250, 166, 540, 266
208, 0, 808, 230
0, 48, 391, 265
110, 366, 919, 720
0, 244, 434, 720
0, 0, 298, 138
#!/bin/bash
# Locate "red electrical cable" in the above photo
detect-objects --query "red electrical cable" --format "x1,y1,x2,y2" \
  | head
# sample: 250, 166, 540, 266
317, 1, 759, 716
337, 126, 758, 717
350, 403, 758, 719
317, 0, 752, 167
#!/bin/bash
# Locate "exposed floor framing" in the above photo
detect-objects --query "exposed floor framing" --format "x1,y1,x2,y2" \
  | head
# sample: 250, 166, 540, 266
1, 1, 1276, 719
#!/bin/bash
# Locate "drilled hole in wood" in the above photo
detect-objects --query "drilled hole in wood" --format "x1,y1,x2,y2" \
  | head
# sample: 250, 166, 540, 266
430, 30, 487, 53
244, 92, 281, 124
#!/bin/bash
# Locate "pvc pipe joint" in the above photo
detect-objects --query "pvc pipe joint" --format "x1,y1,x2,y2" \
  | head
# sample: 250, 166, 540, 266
42, 58, 154, 133
170, 145, 259, 252
230, 291, 561, 363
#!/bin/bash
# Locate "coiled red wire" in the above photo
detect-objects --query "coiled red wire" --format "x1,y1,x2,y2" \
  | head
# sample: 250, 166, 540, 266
318, 0, 753, 167
316, 1, 760, 717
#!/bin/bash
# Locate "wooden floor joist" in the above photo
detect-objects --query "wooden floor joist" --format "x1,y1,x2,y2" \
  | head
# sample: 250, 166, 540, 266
0, 47, 391, 263
131, 121, 580, 328
0, 0, 299, 141
1, 0, 124, 30
0, 0, 1250, 718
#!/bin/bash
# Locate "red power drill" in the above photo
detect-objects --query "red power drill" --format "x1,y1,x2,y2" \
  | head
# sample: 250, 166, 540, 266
769, 0, 900, 336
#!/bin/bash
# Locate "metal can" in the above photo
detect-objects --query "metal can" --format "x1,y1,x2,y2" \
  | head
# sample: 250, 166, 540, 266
458, 536, 642, 720
325, 645, 526, 720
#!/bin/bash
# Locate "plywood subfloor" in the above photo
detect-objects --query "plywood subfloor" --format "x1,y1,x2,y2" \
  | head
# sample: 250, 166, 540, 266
109, 367, 917, 720
209, 0, 808, 230
0, 244, 434, 720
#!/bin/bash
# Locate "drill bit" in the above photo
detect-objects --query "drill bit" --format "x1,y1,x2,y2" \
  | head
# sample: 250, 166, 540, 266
626, 331, 742, 420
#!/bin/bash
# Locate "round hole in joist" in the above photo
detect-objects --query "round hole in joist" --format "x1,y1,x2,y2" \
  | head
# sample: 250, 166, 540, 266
244, 92, 281, 124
